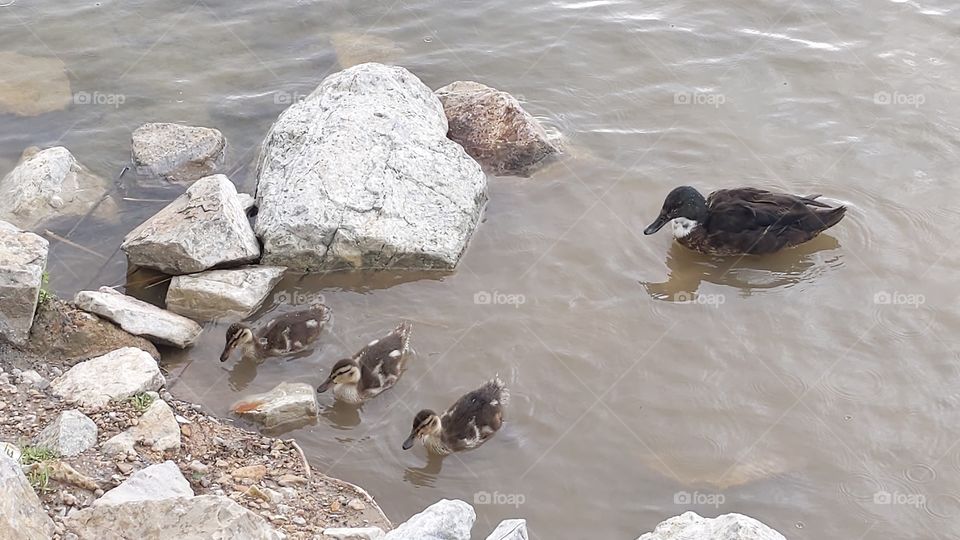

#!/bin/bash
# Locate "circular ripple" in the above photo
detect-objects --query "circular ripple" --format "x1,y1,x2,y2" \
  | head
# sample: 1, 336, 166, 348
905, 464, 937, 484
873, 303, 938, 340
925, 493, 960, 520
821, 366, 887, 403
838, 472, 885, 502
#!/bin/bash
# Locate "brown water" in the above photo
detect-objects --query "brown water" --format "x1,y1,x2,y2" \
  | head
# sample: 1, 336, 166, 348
4, 1, 960, 538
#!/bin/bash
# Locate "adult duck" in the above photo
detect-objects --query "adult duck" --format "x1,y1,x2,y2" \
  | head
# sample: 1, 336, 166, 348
644, 186, 846, 255
402, 377, 509, 455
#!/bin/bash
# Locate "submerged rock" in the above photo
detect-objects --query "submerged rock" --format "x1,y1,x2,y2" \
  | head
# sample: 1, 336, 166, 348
33, 409, 98, 457
331, 32, 403, 68
95, 461, 193, 506
131, 123, 226, 183
0, 456, 56, 539
121, 174, 259, 275
384, 499, 475, 540
67, 495, 282, 540
0, 52, 72, 117
231, 382, 318, 430
255, 62, 487, 271
50, 347, 164, 408
0, 146, 118, 232
436, 81, 559, 176
74, 287, 202, 348
102, 399, 181, 455
636, 512, 786, 540
0, 220, 48, 346
485, 519, 529, 540
165, 265, 286, 322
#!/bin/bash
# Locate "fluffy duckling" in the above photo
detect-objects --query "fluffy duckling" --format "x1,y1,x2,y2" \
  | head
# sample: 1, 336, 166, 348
644, 186, 846, 255
403, 377, 509, 455
317, 321, 412, 404
219, 305, 331, 362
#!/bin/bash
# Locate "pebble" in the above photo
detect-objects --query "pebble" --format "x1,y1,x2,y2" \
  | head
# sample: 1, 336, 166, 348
277, 474, 308, 487
51, 367, 63, 377
330, 501, 341, 513
93, 489, 104, 497
116, 462, 134, 475
292, 516, 307, 526
200, 477, 211, 488
232, 464, 267, 481
276, 503, 293, 515
347, 498, 366, 511
188, 460, 210, 474
215, 459, 229, 467
160, 391, 173, 402
61, 493, 77, 507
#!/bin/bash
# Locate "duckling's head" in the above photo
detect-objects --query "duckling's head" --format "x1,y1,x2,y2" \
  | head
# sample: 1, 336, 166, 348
644, 186, 708, 235
221, 323, 255, 362
317, 358, 361, 393
402, 409, 441, 450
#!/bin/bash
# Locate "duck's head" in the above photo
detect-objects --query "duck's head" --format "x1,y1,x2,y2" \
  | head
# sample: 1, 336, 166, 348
402, 409, 440, 450
644, 186, 708, 235
317, 358, 361, 393
220, 323, 254, 362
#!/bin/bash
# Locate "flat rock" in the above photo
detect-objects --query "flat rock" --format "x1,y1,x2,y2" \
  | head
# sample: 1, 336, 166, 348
165, 266, 286, 322
436, 81, 559, 176
67, 495, 282, 539
121, 174, 259, 275
50, 347, 164, 408
485, 519, 528, 540
231, 382, 318, 430
324, 527, 386, 540
0, 220, 48, 346
636, 512, 786, 540
33, 409, 98, 457
255, 62, 487, 271
0, 455, 56, 539
0, 52, 72, 116
74, 287, 202, 348
131, 123, 226, 183
95, 461, 193, 506
384, 499, 475, 540
102, 399, 180, 455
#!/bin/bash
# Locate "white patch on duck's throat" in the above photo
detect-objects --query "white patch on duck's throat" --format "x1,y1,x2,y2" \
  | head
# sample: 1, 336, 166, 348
671, 217, 699, 238
333, 383, 363, 404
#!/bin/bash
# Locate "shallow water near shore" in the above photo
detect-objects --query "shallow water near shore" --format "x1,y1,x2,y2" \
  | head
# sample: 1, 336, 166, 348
3, 1, 960, 538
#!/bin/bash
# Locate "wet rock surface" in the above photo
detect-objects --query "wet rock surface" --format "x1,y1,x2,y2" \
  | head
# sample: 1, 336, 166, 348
0, 52, 72, 117
131, 123, 226, 183
165, 266, 286, 322
231, 382, 319, 431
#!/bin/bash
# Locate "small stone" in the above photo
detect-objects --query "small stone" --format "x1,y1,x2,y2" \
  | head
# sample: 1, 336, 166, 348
347, 498, 366, 511
232, 464, 267, 481
330, 500, 341, 513
292, 516, 306, 526
277, 474, 307, 487
116, 462, 133, 475
61, 492, 78, 507
188, 460, 209, 474
215, 459, 229, 468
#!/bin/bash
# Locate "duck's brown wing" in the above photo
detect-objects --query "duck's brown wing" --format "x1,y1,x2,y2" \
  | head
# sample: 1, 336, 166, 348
355, 322, 412, 375
441, 380, 506, 449
704, 188, 846, 254
260, 305, 330, 350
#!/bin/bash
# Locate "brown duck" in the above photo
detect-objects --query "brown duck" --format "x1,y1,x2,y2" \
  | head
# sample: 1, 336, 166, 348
644, 186, 846, 255
402, 377, 509, 455
316, 322, 413, 404
219, 305, 331, 362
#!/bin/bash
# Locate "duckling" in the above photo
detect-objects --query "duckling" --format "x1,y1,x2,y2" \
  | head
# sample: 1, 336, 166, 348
219, 304, 331, 362
402, 377, 509, 455
644, 186, 846, 256
316, 321, 412, 404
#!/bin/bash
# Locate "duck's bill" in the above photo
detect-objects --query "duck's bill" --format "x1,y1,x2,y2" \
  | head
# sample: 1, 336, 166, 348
644, 214, 670, 235
402, 434, 416, 450
219, 347, 233, 362
316, 379, 332, 393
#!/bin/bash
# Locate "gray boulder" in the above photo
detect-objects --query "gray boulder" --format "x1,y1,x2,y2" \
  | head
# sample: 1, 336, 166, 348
384, 499, 475, 540
0, 146, 117, 232
66, 495, 282, 540
231, 382, 318, 430
0, 457, 56, 539
95, 461, 193, 506
436, 81, 559, 177
33, 409, 98, 456
102, 399, 181, 455
255, 62, 487, 272
74, 287, 202, 348
485, 519, 528, 540
636, 512, 786, 540
51, 347, 164, 408
0, 220, 48, 346
131, 123, 226, 183
165, 266, 286, 322
121, 174, 259, 275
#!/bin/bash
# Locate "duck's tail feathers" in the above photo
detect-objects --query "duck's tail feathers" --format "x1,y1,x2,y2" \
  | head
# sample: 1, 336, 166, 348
395, 321, 413, 352
813, 205, 847, 232
490, 375, 510, 407
802, 194, 832, 208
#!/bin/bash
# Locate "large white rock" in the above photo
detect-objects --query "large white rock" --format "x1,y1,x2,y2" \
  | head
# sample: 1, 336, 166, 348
255, 63, 487, 272
74, 287, 202, 348
131, 123, 226, 183
384, 499, 475, 540
121, 174, 259, 275
485, 519, 528, 540
66, 495, 282, 540
95, 461, 193, 506
0, 146, 117, 232
324, 527, 386, 540
102, 399, 181, 455
636, 512, 786, 540
0, 52, 72, 116
0, 220, 48, 346
33, 409, 98, 457
51, 347, 165, 408
231, 382, 318, 430
165, 266, 286, 322
0, 455, 56, 539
